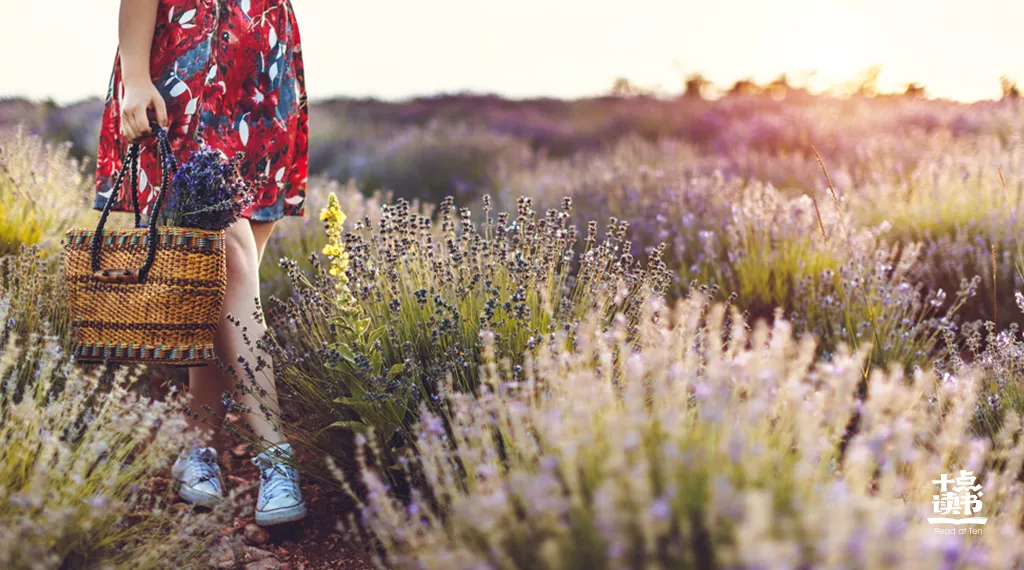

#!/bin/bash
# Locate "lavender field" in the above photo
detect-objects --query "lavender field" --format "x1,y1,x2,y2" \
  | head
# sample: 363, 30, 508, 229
4, 90, 1024, 569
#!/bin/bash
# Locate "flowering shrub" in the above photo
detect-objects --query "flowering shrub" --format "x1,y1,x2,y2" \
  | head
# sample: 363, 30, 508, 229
0, 248, 230, 569
851, 140, 1024, 325
267, 193, 671, 476
498, 143, 973, 369
937, 291, 1024, 439
347, 294, 1024, 569
0, 127, 92, 255
258, 178, 426, 299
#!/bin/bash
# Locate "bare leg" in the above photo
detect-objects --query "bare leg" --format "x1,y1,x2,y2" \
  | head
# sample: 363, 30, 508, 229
187, 218, 282, 449
250, 219, 276, 266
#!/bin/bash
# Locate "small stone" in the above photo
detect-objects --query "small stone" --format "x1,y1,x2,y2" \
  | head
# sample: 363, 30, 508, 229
169, 503, 191, 515
245, 524, 271, 545
227, 475, 251, 487
244, 559, 281, 570
207, 547, 235, 570
144, 477, 172, 494
243, 546, 276, 562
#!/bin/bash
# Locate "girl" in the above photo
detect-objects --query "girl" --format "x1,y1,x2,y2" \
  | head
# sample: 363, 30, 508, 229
94, 0, 308, 526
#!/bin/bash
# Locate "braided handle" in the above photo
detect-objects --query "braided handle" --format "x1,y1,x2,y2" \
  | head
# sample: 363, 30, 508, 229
91, 125, 178, 284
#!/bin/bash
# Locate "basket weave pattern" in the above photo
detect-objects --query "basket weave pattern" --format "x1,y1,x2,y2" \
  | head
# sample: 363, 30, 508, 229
63, 227, 226, 365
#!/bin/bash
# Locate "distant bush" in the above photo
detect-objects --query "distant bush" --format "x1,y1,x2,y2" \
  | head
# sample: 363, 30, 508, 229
0, 128, 92, 256
498, 141, 970, 370
341, 123, 531, 206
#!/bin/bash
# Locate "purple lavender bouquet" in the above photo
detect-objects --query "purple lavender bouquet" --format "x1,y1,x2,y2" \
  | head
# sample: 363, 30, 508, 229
160, 145, 260, 231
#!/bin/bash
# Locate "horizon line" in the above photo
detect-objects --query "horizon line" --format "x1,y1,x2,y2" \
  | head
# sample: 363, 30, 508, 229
0, 87, 1013, 108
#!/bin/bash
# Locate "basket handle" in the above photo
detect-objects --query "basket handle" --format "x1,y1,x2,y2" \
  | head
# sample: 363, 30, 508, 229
91, 124, 178, 284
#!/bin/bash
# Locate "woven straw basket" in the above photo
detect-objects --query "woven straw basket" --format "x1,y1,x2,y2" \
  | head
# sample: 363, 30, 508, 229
63, 129, 226, 366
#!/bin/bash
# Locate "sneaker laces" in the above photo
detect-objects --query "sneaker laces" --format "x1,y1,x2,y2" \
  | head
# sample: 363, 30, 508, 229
189, 448, 221, 491
254, 453, 300, 502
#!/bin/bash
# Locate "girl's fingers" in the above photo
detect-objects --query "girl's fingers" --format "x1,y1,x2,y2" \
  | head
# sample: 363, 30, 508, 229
121, 113, 136, 142
153, 96, 169, 129
135, 107, 152, 139
123, 106, 140, 142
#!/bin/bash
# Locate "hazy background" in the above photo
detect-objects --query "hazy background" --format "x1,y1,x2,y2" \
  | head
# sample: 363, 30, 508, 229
1, 0, 1022, 104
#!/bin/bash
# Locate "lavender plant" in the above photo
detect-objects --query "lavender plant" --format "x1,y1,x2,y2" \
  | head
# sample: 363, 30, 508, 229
0, 127, 92, 255
258, 178, 436, 300
343, 294, 1024, 570
852, 144, 1024, 325
936, 291, 1024, 439
266, 193, 672, 478
501, 148, 970, 370
0, 248, 233, 569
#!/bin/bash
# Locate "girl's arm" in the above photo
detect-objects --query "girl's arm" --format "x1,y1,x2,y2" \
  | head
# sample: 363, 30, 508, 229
118, 0, 169, 142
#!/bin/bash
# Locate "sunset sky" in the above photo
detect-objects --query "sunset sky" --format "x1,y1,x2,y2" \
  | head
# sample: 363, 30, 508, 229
1, 0, 1021, 104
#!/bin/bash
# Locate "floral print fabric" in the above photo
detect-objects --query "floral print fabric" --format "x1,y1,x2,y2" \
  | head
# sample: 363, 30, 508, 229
94, 0, 307, 222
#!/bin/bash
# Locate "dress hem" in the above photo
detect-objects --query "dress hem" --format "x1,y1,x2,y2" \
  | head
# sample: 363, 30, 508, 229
89, 204, 305, 224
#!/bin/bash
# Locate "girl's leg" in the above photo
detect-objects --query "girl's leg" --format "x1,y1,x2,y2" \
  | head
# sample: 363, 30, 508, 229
245, 219, 283, 446
187, 218, 284, 448
250, 219, 277, 266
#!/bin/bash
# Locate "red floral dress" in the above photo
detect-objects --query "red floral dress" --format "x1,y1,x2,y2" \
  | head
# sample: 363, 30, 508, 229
94, 0, 307, 222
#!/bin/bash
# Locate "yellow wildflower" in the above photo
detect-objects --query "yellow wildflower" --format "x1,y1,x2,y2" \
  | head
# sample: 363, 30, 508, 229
320, 194, 348, 226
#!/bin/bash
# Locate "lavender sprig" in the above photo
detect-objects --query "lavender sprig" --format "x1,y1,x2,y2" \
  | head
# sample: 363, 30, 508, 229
162, 145, 261, 231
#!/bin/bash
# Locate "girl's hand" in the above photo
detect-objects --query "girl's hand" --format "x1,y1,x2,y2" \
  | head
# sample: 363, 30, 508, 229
120, 80, 169, 143
117, 0, 163, 143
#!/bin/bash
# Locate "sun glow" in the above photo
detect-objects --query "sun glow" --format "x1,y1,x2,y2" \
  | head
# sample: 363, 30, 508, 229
1, 0, 1021, 103
691, 0, 890, 96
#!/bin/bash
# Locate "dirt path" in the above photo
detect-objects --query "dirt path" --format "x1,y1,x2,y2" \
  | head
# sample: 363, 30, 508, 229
141, 371, 377, 570
206, 438, 376, 570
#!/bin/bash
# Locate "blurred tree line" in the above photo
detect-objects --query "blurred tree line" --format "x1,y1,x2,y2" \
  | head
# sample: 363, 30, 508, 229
608, 66, 1024, 102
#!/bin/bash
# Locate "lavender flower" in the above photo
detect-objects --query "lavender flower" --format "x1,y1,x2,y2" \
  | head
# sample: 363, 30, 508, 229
162, 145, 259, 231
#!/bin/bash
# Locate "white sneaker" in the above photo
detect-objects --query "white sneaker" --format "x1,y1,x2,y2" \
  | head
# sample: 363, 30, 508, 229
171, 446, 225, 507
252, 443, 306, 526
